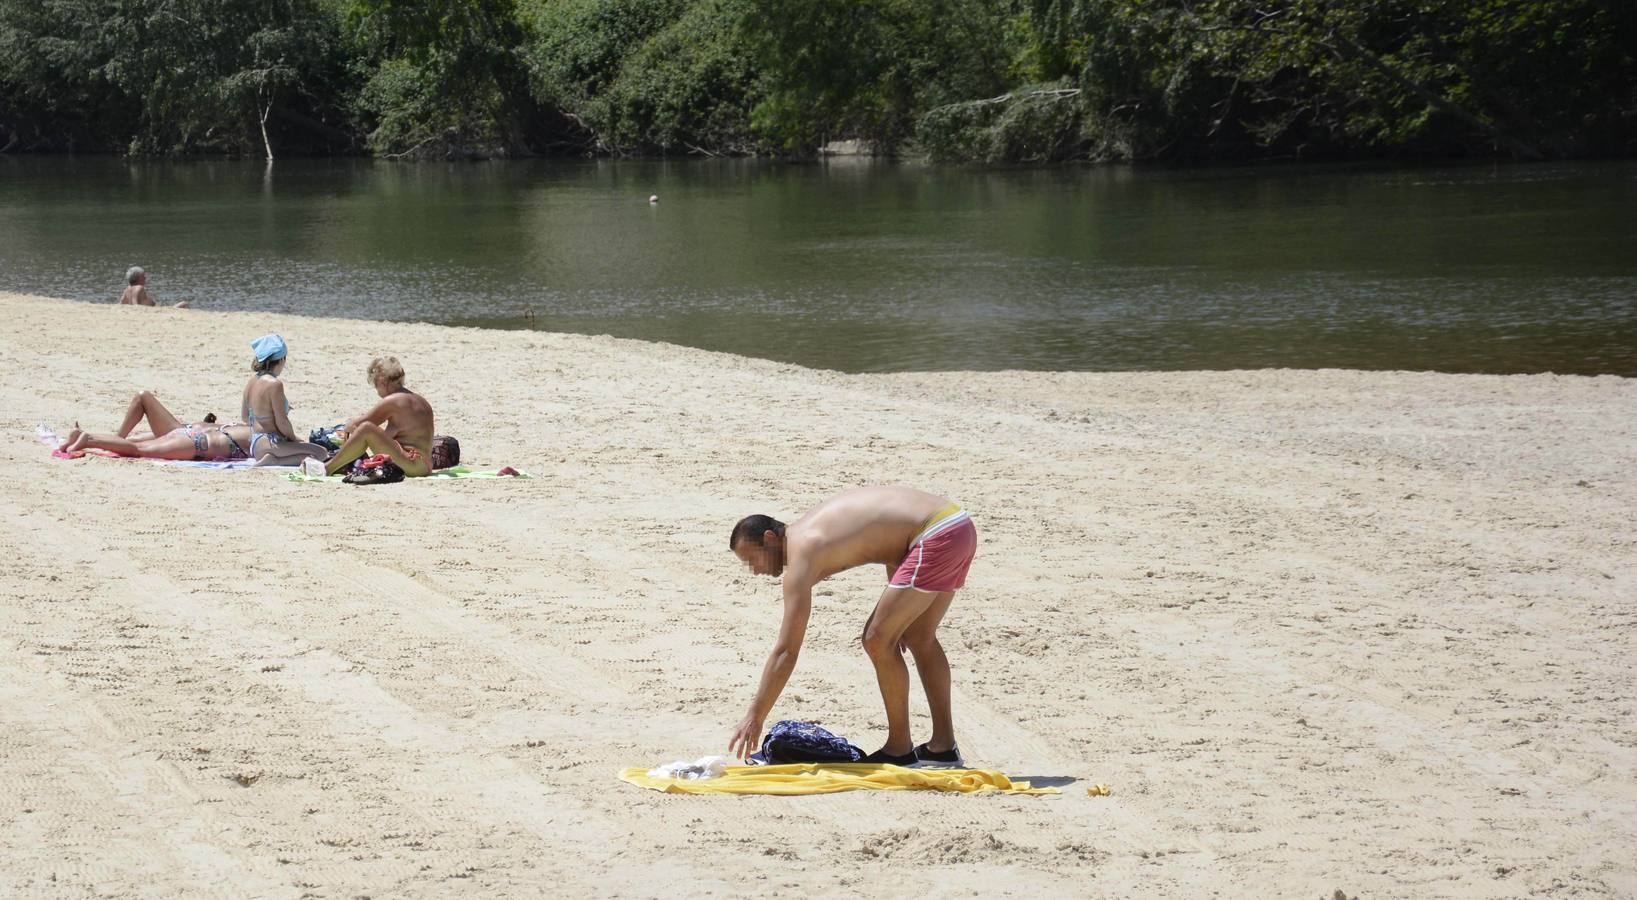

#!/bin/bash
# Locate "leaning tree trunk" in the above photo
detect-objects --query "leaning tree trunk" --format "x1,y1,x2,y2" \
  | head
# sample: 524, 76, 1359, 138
258, 84, 275, 162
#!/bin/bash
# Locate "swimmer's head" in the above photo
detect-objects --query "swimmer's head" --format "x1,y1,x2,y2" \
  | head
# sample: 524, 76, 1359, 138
126, 266, 146, 285
368, 356, 405, 396
730, 514, 786, 577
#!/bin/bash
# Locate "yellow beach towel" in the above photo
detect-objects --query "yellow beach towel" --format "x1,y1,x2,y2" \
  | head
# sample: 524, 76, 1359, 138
618, 762, 1058, 796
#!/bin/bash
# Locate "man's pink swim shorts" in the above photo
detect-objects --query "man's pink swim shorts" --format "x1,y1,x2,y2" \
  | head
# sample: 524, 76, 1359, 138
888, 503, 978, 593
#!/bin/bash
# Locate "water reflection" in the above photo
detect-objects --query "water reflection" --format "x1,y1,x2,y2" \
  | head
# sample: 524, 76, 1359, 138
0, 155, 1633, 374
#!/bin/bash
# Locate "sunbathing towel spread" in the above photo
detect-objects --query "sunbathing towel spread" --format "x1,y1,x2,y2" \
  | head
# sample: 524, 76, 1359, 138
285, 465, 531, 482
51, 448, 120, 459
52, 449, 293, 471
618, 763, 1058, 796
151, 459, 295, 471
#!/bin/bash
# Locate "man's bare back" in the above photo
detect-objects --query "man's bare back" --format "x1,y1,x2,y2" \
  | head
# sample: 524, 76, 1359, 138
373, 390, 435, 456
119, 284, 154, 306
784, 485, 954, 585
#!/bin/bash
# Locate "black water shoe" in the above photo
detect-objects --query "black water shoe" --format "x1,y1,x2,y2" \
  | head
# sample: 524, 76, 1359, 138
860, 747, 919, 767
913, 742, 965, 768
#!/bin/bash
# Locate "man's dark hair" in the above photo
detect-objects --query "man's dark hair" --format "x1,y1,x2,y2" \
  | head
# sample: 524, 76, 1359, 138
730, 514, 786, 549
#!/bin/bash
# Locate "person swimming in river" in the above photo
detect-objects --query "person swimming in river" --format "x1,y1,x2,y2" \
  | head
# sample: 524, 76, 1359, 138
726, 486, 978, 767
241, 334, 329, 466
118, 267, 189, 308
56, 390, 250, 461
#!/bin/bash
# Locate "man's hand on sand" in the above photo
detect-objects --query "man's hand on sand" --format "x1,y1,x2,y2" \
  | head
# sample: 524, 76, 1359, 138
728, 712, 764, 761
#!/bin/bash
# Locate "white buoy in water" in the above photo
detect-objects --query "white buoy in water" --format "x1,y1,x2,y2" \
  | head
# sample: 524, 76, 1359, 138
649, 194, 659, 204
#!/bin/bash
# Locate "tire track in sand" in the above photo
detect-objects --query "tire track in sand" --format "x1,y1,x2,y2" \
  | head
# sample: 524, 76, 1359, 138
0, 504, 658, 893
0, 643, 295, 897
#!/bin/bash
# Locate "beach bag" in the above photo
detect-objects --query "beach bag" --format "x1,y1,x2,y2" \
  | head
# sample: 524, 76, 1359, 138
432, 435, 460, 470
750, 720, 864, 765
343, 454, 404, 485
308, 424, 346, 451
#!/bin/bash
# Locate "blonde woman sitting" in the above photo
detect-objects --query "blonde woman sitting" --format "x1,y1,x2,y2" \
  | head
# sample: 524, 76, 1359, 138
315, 356, 436, 478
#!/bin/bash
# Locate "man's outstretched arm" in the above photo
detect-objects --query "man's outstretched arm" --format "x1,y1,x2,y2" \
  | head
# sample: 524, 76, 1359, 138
727, 561, 814, 759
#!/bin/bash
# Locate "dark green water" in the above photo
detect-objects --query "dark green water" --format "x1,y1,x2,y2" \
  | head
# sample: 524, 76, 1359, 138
2, 155, 1633, 374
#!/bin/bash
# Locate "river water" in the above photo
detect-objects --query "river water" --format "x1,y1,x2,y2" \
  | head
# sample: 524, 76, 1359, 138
2, 155, 1633, 374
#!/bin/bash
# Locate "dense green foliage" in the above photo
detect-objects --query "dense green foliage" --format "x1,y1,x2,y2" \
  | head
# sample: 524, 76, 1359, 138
521, 0, 759, 154
1019, 0, 1637, 162
0, 0, 354, 155
2, 0, 1632, 161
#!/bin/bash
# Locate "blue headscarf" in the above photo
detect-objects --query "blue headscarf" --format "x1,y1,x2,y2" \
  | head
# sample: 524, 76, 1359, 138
251, 333, 287, 363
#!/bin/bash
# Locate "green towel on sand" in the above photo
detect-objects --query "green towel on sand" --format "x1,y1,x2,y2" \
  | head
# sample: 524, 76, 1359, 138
285, 465, 530, 482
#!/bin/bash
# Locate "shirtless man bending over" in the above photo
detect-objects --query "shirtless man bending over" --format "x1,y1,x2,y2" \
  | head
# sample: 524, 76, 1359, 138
727, 485, 978, 766
315, 356, 436, 477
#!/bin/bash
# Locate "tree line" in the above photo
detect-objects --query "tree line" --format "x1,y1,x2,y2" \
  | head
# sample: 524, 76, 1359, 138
2, 0, 1632, 163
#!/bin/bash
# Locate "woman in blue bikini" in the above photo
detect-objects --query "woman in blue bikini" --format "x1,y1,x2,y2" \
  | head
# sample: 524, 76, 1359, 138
241, 334, 328, 466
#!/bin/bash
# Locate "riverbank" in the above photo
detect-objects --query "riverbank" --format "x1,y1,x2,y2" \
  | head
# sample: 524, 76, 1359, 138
2, 292, 1634, 897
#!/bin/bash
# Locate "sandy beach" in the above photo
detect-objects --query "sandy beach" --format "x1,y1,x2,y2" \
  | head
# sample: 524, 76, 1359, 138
1, 291, 1633, 897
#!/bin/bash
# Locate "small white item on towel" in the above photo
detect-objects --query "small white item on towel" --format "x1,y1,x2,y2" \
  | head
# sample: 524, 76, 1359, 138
647, 755, 734, 780
36, 423, 58, 446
